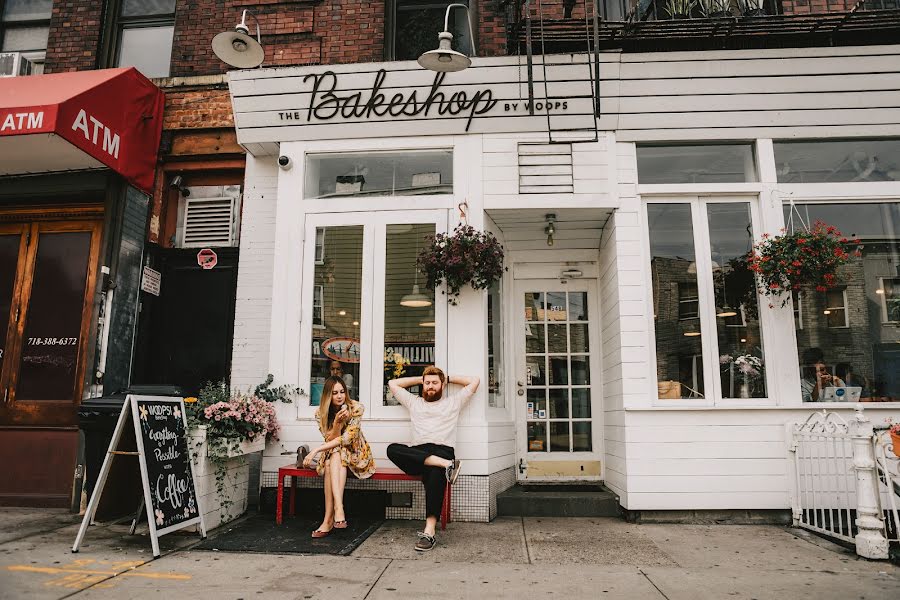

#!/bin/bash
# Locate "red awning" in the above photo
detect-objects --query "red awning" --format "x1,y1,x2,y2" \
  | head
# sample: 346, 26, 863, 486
0, 67, 164, 193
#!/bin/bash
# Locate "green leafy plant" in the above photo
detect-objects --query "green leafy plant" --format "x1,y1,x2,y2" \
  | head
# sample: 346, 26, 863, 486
748, 221, 862, 307
664, 0, 698, 17
254, 373, 298, 404
417, 224, 506, 305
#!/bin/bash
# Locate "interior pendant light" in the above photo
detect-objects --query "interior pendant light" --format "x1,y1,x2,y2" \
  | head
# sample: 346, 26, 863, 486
401, 232, 432, 308
716, 305, 738, 318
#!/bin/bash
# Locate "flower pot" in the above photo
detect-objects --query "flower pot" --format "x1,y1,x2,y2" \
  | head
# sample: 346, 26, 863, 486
187, 426, 265, 531
891, 431, 900, 458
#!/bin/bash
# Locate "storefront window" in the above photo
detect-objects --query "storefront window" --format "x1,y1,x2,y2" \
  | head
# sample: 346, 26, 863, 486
774, 139, 900, 183
648, 204, 705, 399
383, 223, 436, 406
487, 280, 504, 408
309, 226, 363, 406
707, 203, 767, 399
305, 151, 453, 199
637, 144, 758, 184
785, 202, 900, 403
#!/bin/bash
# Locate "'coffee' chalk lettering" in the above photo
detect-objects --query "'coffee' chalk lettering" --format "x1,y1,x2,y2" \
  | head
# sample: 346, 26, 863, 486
155, 473, 188, 510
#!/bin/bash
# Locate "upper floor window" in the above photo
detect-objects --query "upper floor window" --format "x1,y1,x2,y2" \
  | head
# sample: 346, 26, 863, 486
636, 143, 758, 184
389, 0, 473, 62
774, 139, 900, 183
112, 0, 175, 78
0, 0, 51, 76
305, 150, 453, 199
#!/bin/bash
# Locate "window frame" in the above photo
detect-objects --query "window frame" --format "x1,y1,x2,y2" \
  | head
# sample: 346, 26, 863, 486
0, 0, 51, 67
385, 0, 476, 62
100, 0, 176, 77
823, 288, 849, 329
643, 195, 776, 408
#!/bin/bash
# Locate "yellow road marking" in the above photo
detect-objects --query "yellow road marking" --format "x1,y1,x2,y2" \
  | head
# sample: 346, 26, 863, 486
7, 565, 191, 581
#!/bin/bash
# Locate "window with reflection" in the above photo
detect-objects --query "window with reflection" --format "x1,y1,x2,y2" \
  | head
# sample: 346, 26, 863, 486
309, 226, 363, 406
1, 0, 51, 75
113, 0, 176, 79
383, 223, 436, 406
637, 144, 758, 184
707, 203, 767, 399
305, 151, 453, 199
648, 204, 705, 399
785, 202, 900, 403
487, 280, 504, 408
774, 139, 900, 183
390, 0, 472, 61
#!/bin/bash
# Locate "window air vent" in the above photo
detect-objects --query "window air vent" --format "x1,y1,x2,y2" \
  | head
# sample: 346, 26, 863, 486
181, 196, 237, 248
518, 143, 574, 194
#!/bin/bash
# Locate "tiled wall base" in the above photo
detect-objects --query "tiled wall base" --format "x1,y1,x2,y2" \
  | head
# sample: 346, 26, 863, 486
262, 466, 517, 523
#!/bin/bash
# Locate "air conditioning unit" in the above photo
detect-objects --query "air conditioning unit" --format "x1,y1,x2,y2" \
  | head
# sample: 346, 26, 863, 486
0, 52, 22, 78
0, 52, 41, 77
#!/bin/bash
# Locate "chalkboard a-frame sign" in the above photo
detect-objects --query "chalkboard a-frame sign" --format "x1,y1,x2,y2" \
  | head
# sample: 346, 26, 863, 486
73, 396, 206, 558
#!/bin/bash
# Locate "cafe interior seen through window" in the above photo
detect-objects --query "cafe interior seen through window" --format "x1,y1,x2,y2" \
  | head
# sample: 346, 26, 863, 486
309, 226, 363, 407
648, 201, 768, 401
785, 202, 900, 403
305, 151, 453, 199
774, 139, 900, 183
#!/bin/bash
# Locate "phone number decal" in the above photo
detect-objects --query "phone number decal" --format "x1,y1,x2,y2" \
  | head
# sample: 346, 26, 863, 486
27, 337, 78, 346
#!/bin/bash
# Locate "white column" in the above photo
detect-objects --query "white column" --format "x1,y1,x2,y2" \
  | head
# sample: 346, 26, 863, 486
849, 406, 889, 560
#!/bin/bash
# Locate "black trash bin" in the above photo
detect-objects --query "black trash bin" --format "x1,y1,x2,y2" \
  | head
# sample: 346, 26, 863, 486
78, 384, 183, 520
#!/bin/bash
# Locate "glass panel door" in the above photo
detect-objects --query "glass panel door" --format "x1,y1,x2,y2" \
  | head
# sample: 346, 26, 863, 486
0, 220, 101, 426
0, 225, 27, 382
516, 279, 601, 480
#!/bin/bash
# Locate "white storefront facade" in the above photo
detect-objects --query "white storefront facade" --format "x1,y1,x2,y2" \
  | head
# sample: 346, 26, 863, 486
227, 44, 900, 520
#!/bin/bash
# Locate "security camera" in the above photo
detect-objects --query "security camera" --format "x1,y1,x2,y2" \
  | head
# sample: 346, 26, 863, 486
278, 155, 292, 170
170, 175, 183, 188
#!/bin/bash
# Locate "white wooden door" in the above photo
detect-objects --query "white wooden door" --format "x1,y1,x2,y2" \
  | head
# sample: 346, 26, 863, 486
514, 279, 603, 481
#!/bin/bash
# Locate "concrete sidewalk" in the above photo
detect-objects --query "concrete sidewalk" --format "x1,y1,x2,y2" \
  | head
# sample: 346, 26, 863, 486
1, 508, 897, 599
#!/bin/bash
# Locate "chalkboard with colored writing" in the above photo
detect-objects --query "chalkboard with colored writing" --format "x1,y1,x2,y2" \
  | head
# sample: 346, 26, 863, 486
133, 397, 201, 535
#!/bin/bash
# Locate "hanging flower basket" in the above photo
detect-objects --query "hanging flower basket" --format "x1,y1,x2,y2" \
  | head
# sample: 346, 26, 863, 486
417, 224, 506, 305
747, 221, 862, 307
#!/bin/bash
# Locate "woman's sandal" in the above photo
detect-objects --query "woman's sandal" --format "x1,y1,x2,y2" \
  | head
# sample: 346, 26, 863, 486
311, 528, 332, 538
334, 520, 348, 529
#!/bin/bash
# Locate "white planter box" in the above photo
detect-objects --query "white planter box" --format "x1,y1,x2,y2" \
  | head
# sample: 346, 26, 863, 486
187, 426, 265, 531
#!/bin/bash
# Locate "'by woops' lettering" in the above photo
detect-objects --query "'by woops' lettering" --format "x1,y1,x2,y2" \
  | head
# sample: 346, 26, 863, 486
291, 69, 498, 132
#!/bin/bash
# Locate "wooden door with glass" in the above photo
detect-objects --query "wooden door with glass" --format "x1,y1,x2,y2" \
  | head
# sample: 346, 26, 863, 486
0, 218, 102, 506
515, 279, 602, 481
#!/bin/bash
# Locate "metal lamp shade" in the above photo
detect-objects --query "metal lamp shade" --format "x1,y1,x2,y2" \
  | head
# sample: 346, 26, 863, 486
212, 29, 265, 68
418, 31, 471, 73
400, 284, 433, 308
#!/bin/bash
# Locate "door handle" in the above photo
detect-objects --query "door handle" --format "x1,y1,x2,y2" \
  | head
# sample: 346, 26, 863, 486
517, 381, 524, 387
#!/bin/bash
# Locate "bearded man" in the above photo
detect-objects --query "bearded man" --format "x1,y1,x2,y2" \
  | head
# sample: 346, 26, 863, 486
387, 366, 479, 552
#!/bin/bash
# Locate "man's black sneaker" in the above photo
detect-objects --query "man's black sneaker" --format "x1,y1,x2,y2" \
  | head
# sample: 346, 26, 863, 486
415, 532, 436, 552
445, 459, 461, 484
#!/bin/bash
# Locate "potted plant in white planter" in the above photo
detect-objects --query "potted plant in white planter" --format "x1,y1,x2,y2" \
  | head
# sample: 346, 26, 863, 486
185, 379, 282, 530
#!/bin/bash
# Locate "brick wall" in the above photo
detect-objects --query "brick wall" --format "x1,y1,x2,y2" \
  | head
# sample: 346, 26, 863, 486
44, 1, 104, 73
162, 87, 235, 130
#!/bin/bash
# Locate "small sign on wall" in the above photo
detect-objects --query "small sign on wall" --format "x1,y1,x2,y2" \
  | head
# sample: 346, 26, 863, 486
197, 248, 218, 270
141, 266, 162, 296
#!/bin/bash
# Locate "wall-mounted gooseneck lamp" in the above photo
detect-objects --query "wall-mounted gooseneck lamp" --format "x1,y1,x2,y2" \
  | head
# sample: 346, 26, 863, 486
212, 10, 265, 68
417, 3, 477, 73
544, 214, 556, 247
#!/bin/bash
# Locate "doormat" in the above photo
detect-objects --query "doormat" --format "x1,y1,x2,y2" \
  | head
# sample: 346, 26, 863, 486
194, 513, 383, 556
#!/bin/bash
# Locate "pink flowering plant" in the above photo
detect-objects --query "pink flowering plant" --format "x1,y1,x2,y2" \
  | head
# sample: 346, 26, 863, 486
188, 380, 280, 442
747, 221, 862, 307
417, 224, 506, 305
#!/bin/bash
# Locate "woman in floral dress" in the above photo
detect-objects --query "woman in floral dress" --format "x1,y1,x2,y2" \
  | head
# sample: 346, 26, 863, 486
302, 376, 375, 537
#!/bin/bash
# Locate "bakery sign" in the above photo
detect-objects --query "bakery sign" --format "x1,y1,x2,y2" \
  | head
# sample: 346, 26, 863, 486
229, 62, 595, 145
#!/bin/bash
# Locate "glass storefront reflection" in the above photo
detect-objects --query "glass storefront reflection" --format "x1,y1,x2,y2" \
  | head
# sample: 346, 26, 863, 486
786, 203, 900, 402
383, 223, 436, 405
707, 203, 767, 399
648, 204, 705, 399
309, 225, 363, 406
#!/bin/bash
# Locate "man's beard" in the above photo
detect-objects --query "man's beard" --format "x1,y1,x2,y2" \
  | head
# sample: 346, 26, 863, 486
423, 387, 443, 402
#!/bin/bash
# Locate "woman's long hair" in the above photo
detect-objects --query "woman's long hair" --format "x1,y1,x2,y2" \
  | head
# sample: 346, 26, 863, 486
318, 376, 348, 433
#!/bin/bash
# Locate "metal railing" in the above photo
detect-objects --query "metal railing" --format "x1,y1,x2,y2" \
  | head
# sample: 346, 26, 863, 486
787, 407, 896, 559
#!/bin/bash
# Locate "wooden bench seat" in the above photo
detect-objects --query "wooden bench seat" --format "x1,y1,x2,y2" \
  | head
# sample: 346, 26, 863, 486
276, 465, 452, 530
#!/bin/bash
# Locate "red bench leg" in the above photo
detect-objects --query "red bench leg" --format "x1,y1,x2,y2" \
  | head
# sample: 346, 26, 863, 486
289, 474, 297, 518
276, 472, 284, 525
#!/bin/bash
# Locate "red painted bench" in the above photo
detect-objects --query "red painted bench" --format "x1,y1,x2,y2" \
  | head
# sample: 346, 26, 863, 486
276, 465, 452, 530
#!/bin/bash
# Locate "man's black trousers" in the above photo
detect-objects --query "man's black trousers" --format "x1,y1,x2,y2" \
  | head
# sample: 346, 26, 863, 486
386, 443, 454, 519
